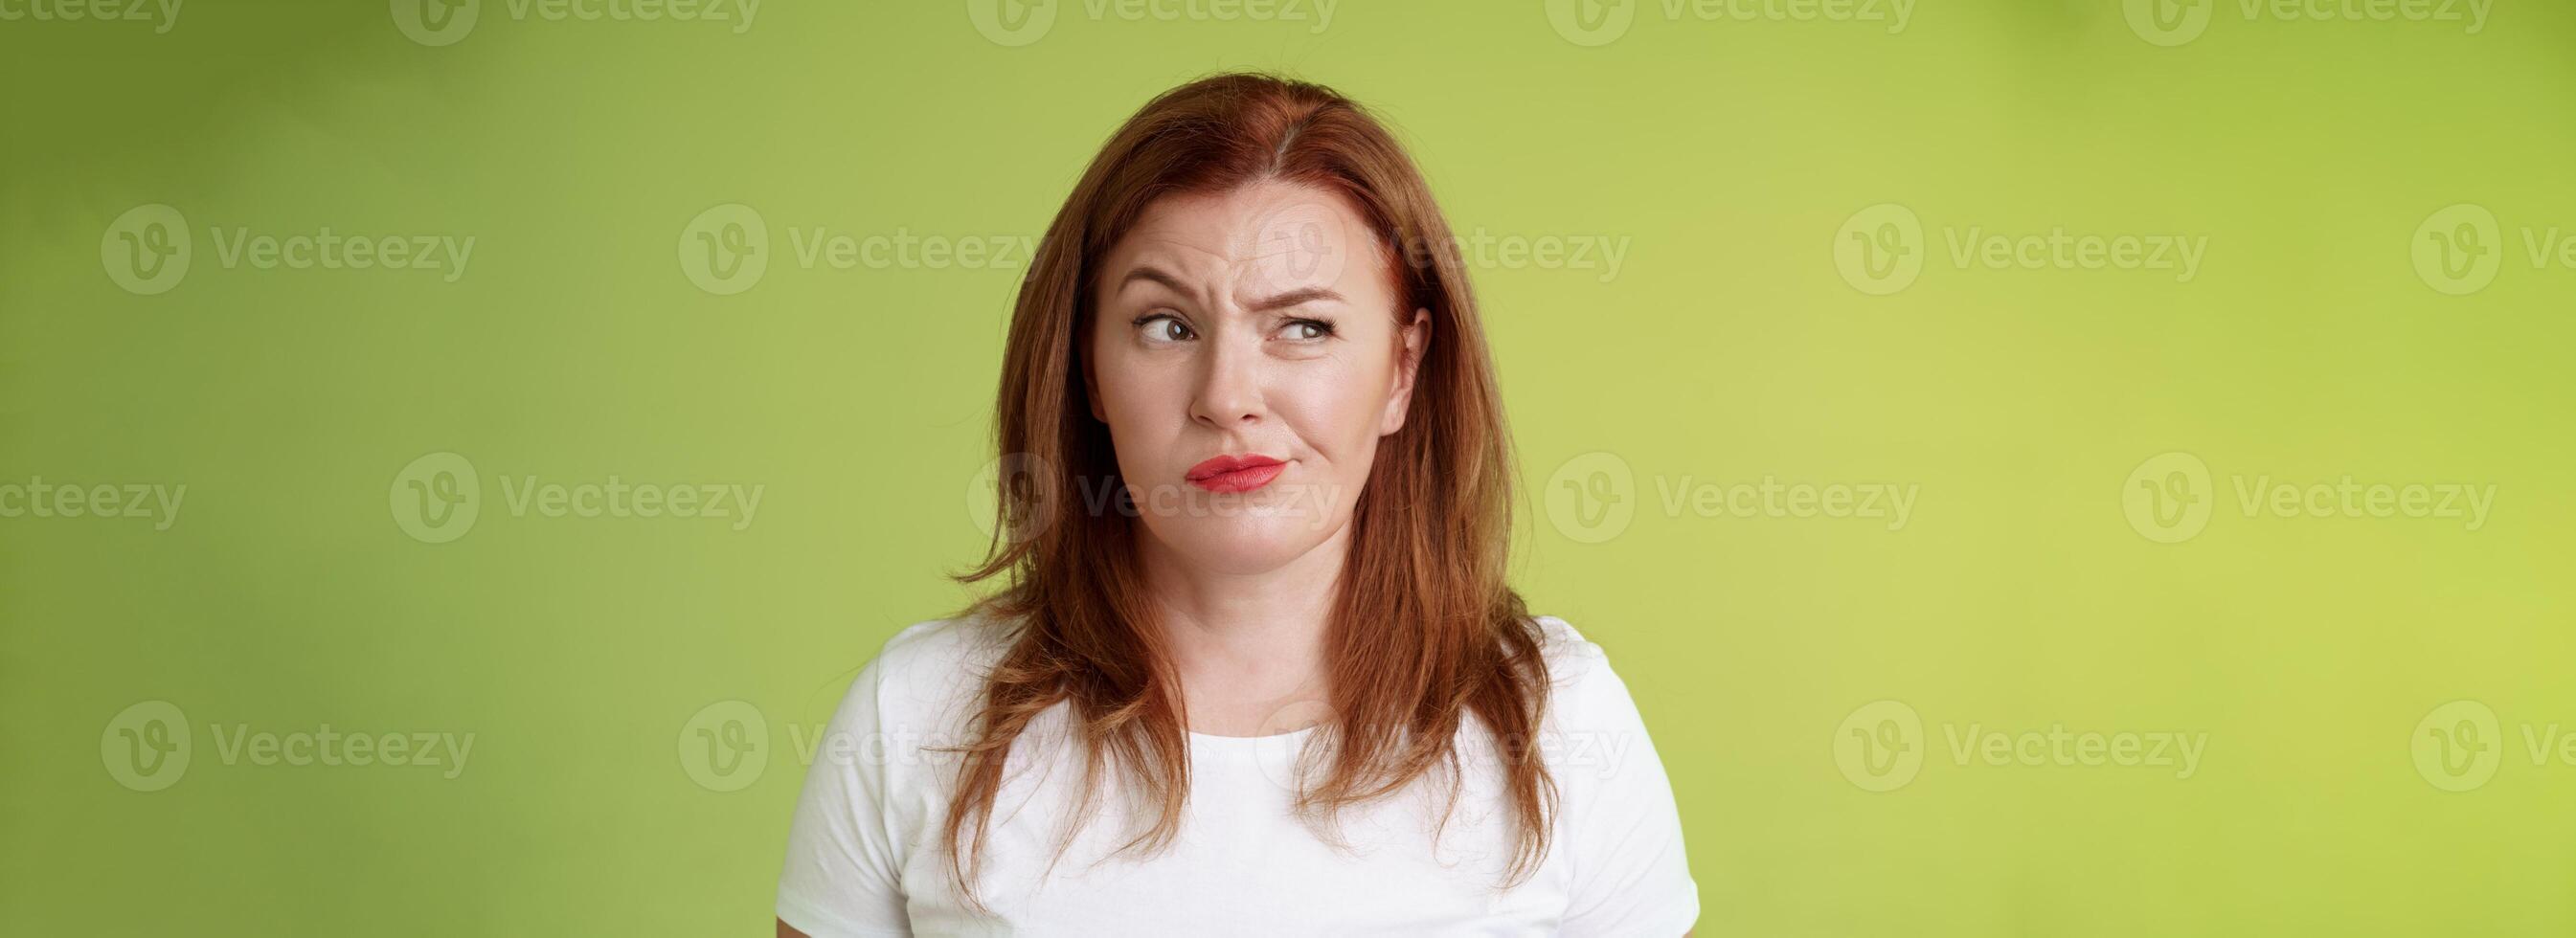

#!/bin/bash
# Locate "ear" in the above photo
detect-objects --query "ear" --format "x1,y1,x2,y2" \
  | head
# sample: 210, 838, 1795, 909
1378, 306, 1432, 436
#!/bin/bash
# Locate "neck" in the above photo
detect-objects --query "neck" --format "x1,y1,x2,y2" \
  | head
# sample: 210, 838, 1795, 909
1136, 519, 1350, 717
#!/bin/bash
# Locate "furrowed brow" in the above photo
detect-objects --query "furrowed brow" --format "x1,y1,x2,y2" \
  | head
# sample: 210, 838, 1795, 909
1246, 286, 1344, 313
1118, 264, 1194, 301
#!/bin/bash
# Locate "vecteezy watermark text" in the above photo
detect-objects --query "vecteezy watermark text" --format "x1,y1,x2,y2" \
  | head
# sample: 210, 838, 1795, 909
1835, 203, 2207, 295
2122, 451, 2496, 544
1542, 451, 1919, 544
0, 478, 185, 530
2125, 0, 2492, 47
1546, 0, 1915, 47
678, 699, 981, 793
0, 0, 180, 32
968, 0, 1339, 47
392, 0, 761, 47
102, 701, 475, 792
678, 203, 1634, 295
101, 204, 475, 295
390, 451, 765, 544
1834, 700, 2208, 792
677, 204, 1045, 296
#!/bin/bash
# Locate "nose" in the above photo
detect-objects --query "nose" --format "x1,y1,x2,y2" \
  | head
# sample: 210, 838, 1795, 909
1188, 332, 1264, 430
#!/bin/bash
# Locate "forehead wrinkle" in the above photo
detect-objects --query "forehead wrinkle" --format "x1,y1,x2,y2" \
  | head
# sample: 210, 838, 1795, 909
1115, 234, 1232, 310
1115, 182, 1400, 318
1230, 234, 1397, 315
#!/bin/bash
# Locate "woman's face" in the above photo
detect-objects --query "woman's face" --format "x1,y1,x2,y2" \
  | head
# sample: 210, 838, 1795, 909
1085, 179, 1427, 576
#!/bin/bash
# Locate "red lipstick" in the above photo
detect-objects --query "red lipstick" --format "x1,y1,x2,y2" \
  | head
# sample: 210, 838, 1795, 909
1185, 455, 1287, 494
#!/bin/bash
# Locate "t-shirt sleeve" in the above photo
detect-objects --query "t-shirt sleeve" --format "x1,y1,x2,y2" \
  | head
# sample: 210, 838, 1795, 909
776, 653, 913, 936
1550, 624, 1700, 937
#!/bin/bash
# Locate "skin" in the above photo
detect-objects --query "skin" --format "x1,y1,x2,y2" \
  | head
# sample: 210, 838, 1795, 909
1081, 178, 1426, 739
780, 180, 1688, 936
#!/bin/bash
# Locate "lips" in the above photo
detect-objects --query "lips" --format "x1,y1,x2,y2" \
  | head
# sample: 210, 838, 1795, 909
1186, 454, 1288, 494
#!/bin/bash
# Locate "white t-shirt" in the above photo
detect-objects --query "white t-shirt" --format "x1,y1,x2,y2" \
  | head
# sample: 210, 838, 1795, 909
776, 614, 1697, 936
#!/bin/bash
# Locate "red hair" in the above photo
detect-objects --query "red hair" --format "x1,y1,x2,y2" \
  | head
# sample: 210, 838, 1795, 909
947, 72, 1552, 908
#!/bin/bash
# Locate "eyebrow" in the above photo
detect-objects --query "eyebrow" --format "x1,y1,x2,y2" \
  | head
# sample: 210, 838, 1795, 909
1246, 286, 1344, 313
1117, 264, 1344, 313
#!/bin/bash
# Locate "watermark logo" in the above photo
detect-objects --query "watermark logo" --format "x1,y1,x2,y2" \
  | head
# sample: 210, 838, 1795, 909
966, 453, 1059, 546
1545, 0, 1636, 46
1249, 698, 1338, 793
1833, 203, 1923, 295
389, 451, 766, 543
1839, 700, 2208, 791
2123, 0, 2210, 46
2122, 451, 2212, 544
1838, 204, 2208, 294
2408, 701, 2576, 793
1550, 0, 1911, 45
102, 204, 475, 291
102, 701, 474, 789
1546, 453, 1920, 542
2411, 700, 2501, 792
395, 0, 757, 46
391, 0, 479, 45
2128, 0, 2492, 46
679, 203, 769, 295
679, 700, 771, 792
1834, 700, 1923, 792
102, 701, 192, 792
971, 0, 1335, 47
101, 204, 192, 295
1244, 197, 1354, 301
392, 451, 482, 544
2409, 202, 2501, 295
681, 700, 979, 793
2123, 451, 2496, 543
966, 0, 1056, 45
1545, 451, 1637, 544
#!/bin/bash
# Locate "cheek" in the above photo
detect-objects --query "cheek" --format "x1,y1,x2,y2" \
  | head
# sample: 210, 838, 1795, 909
1277, 356, 1394, 460
1088, 339, 1194, 454
1086, 331, 1146, 422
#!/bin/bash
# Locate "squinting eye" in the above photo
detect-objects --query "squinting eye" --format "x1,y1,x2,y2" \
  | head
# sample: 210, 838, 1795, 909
1137, 314, 1194, 344
1279, 319, 1335, 342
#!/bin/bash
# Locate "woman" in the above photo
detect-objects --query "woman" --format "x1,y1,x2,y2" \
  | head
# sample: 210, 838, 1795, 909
777, 73, 1696, 936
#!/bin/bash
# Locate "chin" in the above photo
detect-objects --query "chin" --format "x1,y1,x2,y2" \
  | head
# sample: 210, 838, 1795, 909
1137, 509, 1343, 575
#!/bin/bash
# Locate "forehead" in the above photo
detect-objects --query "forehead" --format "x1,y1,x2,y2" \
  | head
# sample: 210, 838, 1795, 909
1102, 179, 1389, 297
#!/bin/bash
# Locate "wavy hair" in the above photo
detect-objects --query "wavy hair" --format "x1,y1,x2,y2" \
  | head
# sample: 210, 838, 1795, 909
946, 71, 1553, 910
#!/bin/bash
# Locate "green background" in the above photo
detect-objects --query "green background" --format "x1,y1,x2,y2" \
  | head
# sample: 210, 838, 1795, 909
6, 0, 2573, 934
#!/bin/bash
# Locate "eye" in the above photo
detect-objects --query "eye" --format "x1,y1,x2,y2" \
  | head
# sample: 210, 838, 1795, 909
1277, 318, 1336, 342
1135, 312, 1195, 345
